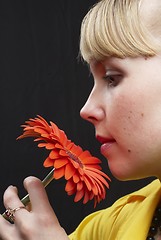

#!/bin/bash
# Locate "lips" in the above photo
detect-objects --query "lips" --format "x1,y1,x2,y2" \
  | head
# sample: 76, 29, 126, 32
96, 135, 115, 144
96, 135, 116, 156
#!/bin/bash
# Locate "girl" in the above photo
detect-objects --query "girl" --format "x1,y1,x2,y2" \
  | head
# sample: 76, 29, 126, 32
0, 0, 161, 239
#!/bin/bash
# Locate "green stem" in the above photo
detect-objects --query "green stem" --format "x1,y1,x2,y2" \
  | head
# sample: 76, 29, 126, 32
2, 168, 54, 219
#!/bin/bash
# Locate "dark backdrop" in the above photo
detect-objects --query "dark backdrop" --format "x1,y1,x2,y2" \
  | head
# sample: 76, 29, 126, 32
0, 0, 154, 234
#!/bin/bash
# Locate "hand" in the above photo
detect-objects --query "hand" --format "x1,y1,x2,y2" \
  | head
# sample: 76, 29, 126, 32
0, 176, 69, 240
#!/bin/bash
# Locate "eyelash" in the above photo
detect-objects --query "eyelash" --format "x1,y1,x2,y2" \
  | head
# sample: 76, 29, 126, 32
103, 74, 122, 87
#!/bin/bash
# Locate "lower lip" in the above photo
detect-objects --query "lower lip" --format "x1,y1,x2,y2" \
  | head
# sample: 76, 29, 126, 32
100, 141, 116, 156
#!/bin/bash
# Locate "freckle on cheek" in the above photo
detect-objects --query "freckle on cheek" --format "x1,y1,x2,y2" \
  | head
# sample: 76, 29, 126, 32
141, 113, 144, 117
128, 149, 131, 153
128, 111, 133, 119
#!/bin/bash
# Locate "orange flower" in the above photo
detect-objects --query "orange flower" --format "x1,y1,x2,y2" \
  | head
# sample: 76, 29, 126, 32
17, 115, 111, 207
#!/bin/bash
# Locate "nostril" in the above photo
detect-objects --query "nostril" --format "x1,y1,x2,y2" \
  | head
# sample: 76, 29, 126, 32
80, 109, 97, 125
87, 116, 98, 124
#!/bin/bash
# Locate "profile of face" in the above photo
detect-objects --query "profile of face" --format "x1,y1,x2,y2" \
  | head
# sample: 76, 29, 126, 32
79, 0, 161, 181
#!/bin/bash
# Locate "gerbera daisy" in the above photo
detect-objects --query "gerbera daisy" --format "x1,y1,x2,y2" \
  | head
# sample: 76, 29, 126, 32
17, 115, 111, 207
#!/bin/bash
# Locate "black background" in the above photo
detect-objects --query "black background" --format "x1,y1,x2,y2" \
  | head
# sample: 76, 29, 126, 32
0, 0, 154, 234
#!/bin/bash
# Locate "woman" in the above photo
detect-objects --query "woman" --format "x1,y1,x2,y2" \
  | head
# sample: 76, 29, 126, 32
0, 0, 161, 239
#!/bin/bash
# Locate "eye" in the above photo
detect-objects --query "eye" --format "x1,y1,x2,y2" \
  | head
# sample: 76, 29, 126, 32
103, 72, 123, 87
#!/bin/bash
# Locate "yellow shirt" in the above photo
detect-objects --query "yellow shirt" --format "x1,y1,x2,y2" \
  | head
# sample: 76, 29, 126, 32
69, 179, 161, 240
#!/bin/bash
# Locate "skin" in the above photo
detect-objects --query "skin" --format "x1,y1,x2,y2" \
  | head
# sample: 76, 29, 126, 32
80, 55, 161, 181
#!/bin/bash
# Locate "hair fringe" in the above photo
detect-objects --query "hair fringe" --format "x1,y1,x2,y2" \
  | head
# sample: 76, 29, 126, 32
80, 0, 161, 63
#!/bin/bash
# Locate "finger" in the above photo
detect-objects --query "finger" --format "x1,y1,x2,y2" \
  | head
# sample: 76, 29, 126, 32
0, 214, 21, 240
23, 176, 54, 213
3, 185, 28, 222
3, 185, 24, 209
24, 177, 59, 225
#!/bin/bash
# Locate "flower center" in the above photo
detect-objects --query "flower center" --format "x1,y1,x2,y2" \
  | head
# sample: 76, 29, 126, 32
66, 150, 84, 168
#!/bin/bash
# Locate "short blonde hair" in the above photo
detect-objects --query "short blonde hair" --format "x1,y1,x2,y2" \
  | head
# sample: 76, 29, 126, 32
80, 0, 161, 62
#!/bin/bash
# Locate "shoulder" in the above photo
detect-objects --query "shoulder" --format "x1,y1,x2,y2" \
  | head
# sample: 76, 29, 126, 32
114, 178, 161, 204
69, 179, 161, 240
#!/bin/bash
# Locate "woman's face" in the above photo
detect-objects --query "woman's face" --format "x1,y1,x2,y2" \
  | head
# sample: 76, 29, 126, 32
80, 55, 161, 181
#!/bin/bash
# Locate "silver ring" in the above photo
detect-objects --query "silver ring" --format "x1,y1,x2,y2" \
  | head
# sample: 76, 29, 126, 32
5, 206, 26, 222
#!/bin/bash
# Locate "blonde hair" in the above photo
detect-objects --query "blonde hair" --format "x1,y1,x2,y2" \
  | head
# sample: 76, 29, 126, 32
80, 0, 161, 62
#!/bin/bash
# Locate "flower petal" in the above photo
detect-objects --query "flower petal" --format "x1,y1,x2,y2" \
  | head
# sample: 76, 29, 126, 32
76, 181, 83, 191
82, 156, 101, 164
65, 179, 76, 192
69, 144, 83, 156
65, 164, 76, 180
54, 159, 69, 168
74, 188, 84, 202
83, 190, 90, 204
73, 173, 80, 183
53, 168, 65, 179
41, 142, 55, 150
49, 150, 60, 159
43, 157, 54, 167
78, 150, 91, 158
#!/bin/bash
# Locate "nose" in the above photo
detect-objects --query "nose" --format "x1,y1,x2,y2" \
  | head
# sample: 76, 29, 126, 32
80, 88, 105, 125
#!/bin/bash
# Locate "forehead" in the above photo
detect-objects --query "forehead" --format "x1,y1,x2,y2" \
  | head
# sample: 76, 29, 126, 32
140, 0, 159, 25
89, 55, 161, 73
89, 57, 126, 70
140, 0, 160, 16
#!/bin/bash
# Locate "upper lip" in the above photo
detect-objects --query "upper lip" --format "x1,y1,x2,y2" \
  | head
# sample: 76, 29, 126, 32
96, 135, 115, 144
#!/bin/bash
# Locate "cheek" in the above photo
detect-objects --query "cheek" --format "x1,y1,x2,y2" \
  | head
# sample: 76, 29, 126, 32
108, 93, 154, 157
110, 94, 145, 134
109, 92, 161, 156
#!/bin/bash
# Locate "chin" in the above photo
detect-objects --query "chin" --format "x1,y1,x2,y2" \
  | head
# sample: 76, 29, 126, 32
111, 168, 151, 182
107, 157, 149, 181
109, 165, 142, 182
109, 168, 127, 181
